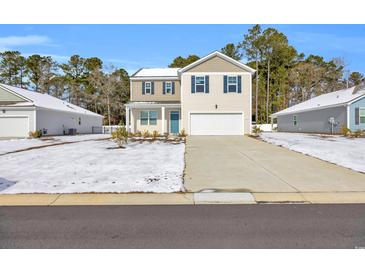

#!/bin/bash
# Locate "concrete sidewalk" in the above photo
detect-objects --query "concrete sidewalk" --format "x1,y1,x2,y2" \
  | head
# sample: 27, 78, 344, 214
2, 191, 365, 206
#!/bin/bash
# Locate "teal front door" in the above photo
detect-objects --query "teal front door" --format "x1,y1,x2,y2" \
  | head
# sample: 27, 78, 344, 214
170, 111, 180, 134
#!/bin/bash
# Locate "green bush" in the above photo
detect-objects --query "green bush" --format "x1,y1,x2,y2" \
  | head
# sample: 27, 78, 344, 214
111, 127, 128, 148
29, 130, 42, 138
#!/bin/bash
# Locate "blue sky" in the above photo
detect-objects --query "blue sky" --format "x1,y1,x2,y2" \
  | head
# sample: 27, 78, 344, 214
1, 24, 365, 75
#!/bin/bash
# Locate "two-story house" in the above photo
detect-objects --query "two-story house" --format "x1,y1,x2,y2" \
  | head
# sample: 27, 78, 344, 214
125, 51, 256, 135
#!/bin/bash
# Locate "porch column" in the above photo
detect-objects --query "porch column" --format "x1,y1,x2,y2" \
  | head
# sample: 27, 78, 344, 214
125, 106, 130, 132
161, 106, 165, 134
130, 108, 135, 133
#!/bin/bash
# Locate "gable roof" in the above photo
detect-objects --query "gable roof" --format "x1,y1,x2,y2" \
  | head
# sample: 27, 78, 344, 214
178, 51, 256, 74
131, 68, 179, 78
272, 86, 365, 117
0, 84, 103, 117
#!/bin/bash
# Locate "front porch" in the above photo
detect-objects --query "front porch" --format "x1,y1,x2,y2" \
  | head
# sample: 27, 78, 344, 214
125, 102, 182, 135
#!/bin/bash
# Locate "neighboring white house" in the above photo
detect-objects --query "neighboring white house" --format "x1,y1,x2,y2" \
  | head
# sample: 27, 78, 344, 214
125, 51, 256, 136
0, 84, 103, 138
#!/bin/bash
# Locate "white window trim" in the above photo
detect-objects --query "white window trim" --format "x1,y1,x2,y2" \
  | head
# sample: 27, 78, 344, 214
195, 76, 205, 93
165, 81, 172, 94
227, 75, 238, 93
293, 115, 298, 126
145, 82, 152, 94
360, 107, 365, 124
140, 110, 157, 125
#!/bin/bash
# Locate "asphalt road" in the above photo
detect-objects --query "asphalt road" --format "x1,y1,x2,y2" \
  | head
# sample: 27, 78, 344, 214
1, 204, 365, 248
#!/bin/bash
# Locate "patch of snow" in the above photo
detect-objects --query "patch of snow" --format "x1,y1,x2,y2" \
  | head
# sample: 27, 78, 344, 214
133, 68, 179, 77
1, 84, 102, 117
0, 139, 184, 194
260, 132, 365, 173
272, 87, 365, 117
0, 134, 111, 155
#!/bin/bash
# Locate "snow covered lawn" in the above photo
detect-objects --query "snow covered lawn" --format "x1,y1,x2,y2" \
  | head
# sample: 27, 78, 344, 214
0, 134, 111, 155
0, 138, 185, 194
260, 132, 365, 173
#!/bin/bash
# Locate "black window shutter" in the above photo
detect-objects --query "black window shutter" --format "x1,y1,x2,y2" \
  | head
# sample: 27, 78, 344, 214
172, 82, 175, 94
224, 76, 227, 93
191, 76, 195, 93
205, 76, 209, 93
163, 81, 166, 94
142, 81, 145, 95
151, 82, 154, 95
237, 76, 242, 93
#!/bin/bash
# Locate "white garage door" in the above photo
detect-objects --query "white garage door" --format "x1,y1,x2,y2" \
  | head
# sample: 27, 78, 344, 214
190, 113, 244, 135
0, 116, 29, 138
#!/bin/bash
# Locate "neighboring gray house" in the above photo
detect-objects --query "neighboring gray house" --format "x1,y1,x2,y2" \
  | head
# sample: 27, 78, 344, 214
271, 86, 365, 134
0, 84, 103, 138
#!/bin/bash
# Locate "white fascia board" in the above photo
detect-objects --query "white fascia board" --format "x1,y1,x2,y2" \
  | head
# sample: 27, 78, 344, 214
35, 106, 103, 117
126, 102, 181, 109
271, 103, 348, 118
346, 94, 365, 105
130, 76, 179, 81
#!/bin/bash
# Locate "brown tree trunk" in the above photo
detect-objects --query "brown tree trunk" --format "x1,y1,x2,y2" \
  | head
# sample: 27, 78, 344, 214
255, 60, 259, 123
266, 59, 270, 123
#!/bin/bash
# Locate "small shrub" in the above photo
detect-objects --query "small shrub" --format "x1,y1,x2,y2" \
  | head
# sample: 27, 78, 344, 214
111, 127, 128, 148
134, 131, 142, 137
152, 130, 160, 140
142, 130, 151, 138
178, 129, 187, 137
29, 130, 42, 138
252, 125, 263, 136
128, 131, 135, 138
340, 125, 351, 136
354, 129, 363, 138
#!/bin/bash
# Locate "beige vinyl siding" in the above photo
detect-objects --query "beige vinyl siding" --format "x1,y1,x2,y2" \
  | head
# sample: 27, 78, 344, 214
0, 87, 27, 104
131, 80, 181, 102
186, 56, 245, 73
181, 73, 252, 134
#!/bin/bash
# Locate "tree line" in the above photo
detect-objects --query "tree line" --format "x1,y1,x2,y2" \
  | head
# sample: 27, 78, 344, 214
0, 51, 130, 125
2, 25, 364, 125
170, 25, 365, 123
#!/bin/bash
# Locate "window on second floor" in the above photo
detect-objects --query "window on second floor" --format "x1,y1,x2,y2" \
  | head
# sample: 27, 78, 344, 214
227, 76, 238, 92
145, 82, 152, 94
165, 82, 172, 93
195, 76, 205, 93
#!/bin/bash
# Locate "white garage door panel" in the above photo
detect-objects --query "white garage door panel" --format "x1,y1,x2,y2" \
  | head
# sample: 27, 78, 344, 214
0, 116, 29, 137
190, 113, 243, 135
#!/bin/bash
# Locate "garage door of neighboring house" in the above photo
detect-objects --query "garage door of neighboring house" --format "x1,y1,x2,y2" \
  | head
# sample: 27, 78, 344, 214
190, 113, 244, 135
0, 116, 29, 138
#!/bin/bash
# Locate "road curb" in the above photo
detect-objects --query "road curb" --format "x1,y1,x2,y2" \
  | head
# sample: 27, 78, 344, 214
1, 191, 365, 206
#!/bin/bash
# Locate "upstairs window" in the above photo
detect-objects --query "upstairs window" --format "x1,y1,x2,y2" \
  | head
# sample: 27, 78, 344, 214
145, 82, 152, 94
195, 76, 205, 93
165, 82, 172, 94
227, 76, 238, 92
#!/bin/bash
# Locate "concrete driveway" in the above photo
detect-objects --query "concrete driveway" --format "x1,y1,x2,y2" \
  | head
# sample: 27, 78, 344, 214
184, 136, 365, 193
